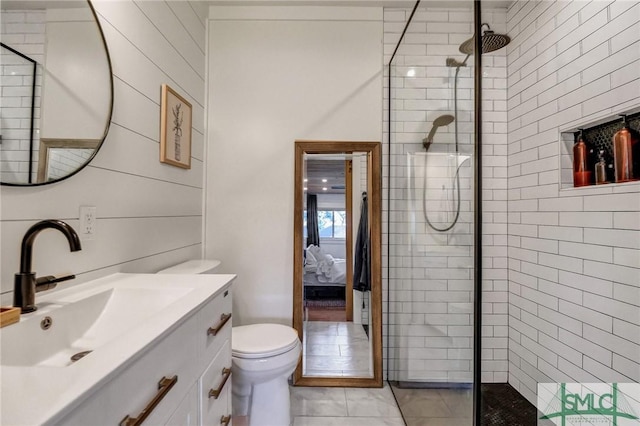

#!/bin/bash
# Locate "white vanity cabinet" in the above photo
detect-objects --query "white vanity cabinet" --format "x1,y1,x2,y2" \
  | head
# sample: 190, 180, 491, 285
56, 284, 233, 426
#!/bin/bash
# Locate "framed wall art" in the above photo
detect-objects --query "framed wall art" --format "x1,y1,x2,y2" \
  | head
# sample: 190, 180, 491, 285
160, 84, 192, 169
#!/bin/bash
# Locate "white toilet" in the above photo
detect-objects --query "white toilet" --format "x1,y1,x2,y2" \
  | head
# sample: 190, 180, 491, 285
231, 323, 301, 426
157, 260, 302, 426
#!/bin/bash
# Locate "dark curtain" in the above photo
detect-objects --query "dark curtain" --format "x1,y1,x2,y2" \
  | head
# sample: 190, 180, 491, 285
353, 192, 370, 292
306, 193, 320, 247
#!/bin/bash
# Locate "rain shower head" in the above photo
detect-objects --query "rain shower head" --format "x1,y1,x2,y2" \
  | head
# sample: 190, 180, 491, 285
423, 114, 455, 150
459, 23, 510, 55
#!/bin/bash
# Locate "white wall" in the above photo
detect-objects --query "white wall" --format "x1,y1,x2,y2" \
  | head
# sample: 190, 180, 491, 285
206, 6, 383, 325
506, 0, 640, 404
0, 0, 208, 301
41, 8, 111, 140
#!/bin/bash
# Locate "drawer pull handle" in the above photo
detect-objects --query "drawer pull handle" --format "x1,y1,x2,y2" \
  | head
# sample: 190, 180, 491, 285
209, 367, 231, 399
207, 313, 232, 336
221, 415, 231, 426
120, 375, 178, 426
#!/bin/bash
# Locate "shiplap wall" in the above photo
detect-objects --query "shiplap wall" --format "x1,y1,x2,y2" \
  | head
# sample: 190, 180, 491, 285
506, 0, 640, 404
0, 0, 208, 301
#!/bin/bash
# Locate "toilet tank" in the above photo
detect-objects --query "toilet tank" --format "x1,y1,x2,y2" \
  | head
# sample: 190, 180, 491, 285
156, 259, 221, 274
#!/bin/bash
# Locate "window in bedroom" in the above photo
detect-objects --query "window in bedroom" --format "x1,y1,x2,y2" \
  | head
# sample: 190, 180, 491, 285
303, 210, 346, 239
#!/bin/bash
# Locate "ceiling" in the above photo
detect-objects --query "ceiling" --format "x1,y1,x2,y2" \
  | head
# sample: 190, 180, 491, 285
305, 159, 346, 195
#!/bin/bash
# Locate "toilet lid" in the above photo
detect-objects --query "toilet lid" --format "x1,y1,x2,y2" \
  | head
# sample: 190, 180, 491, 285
232, 324, 299, 359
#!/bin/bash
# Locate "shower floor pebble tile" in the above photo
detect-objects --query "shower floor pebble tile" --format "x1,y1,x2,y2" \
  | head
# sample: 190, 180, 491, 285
291, 383, 403, 425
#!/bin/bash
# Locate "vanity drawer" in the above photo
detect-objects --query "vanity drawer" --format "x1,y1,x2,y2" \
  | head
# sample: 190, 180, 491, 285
200, 340, 232, 426
166, 382, 199, 426
198, 286, 232, 365
57, 313, 199, 426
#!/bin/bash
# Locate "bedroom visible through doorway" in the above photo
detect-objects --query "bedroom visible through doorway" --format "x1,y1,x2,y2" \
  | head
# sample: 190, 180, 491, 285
293, 140, 381, 386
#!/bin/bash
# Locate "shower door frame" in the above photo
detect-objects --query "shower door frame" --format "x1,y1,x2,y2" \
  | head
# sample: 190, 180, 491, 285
386, 1, 484, 424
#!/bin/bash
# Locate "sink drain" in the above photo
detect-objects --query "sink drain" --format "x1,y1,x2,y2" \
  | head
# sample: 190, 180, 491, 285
70, 350, 92, 363
40, 316, 53, 330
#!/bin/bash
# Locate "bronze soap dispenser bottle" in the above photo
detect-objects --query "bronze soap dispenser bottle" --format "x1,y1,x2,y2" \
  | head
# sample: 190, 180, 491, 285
573, 130, 592, 187
613, 115, 639, 182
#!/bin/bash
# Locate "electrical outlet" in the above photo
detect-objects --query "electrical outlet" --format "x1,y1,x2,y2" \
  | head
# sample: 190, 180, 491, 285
79, 206, 97, 240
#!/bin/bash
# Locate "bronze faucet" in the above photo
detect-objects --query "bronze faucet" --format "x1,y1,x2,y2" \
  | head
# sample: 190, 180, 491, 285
14, 220, 82, 314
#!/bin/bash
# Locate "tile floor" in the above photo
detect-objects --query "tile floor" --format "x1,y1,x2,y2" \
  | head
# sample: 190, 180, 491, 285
302, 321, 372, 377
390, 385, 473, 426
290, 384, 405, 426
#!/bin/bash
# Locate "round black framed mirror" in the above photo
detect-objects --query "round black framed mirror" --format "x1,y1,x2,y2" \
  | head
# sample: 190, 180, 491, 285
0, 0, 113, 186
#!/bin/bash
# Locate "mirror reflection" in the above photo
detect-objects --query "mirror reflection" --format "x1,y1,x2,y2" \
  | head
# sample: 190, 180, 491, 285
302, 153, 372, 378
293, 140, 382, 387
0, 0, 112, 185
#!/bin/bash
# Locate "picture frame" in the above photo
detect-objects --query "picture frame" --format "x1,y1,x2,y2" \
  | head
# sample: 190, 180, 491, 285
160, 84, 192, 169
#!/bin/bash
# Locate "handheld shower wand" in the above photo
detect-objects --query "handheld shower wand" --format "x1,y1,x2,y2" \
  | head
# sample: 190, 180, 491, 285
422, 114, 461, 233
423, 114, 455, 151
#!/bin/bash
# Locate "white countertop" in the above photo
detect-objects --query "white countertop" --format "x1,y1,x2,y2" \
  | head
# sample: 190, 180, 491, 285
0, 272, 235, 426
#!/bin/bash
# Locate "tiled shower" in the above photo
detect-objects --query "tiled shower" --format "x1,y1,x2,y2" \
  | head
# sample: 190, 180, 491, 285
383, 0, 639, 424
385, 4, 509, 385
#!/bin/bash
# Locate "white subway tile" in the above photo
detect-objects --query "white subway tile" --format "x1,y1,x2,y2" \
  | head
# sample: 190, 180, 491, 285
558, 8, 608, 54
559, 241, 613, 263
559, 212, 613, 228
538, 305, 583, 336
521, 212, 559, 225
558, 270, 614, 298
614, 212, 640, 230
539, 332, 584, 366
609, 0, 639, 20
557, 357, 600, 383
585, 192, 640, 213
510, 293, 538, 316
583, 80, 640, 117
614, 247, 640, 268
538, 279, 583, 305
613, 318, 640, 346
521, 237, 559, 254
612, 59, 640, 89
559, 75, 611, 111
521, 335, 558, 367
584, 324, 640, 363
584, 260, 639, 287
538, 225, 583, 243
559, 300, 613, 333
584, 293, 639, 325
540, 107, 584, 134
583, 356, 633, 382
522, 286, 560, 311
612, 354, 640, 381
521, 261, 559, 283
584, 228, 640, 250
613, 283, 640, 308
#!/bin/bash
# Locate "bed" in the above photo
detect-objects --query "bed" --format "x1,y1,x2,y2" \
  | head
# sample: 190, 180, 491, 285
304, 244, 346, 285
304, 244, 346, 301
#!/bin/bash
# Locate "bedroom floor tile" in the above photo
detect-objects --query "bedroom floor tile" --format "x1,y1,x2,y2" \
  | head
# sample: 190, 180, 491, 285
302, 321, 372, 377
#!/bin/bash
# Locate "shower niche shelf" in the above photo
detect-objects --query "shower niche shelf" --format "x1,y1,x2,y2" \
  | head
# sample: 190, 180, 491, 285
560, 109, 640, 190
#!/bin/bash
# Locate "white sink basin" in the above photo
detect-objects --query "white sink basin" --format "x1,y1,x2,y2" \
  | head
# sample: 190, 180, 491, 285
0, 285, 192, 367
0, 272, 236, 426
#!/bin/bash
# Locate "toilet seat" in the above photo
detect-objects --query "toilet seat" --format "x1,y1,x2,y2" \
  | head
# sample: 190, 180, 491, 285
232, 324, 299, 359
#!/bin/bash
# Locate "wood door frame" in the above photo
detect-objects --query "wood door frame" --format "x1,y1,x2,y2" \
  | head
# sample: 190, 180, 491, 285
345, 159, 353, 322
293, 140, 382, 387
